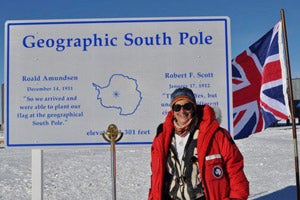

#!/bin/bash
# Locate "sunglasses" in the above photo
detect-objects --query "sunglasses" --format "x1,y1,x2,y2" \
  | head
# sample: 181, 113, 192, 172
172, 102, 194, 112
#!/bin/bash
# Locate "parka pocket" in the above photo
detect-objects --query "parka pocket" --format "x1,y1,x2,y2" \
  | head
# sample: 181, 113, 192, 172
204, 154, 230, 199
204, 154, 225, 181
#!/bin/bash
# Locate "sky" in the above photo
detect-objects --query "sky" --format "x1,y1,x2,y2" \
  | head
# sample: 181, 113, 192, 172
1, 0, 300, 84
0, 0, 299, 120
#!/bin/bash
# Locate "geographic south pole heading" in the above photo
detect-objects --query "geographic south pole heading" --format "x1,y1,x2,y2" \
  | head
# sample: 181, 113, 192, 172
22, 32, 213, 52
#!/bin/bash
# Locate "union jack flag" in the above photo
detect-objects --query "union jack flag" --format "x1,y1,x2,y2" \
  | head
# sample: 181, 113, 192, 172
232, 21, 290, 139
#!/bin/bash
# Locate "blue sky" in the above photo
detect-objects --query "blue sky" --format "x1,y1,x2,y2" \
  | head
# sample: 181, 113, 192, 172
1, 0, 299, 84
1, 0, 300, 85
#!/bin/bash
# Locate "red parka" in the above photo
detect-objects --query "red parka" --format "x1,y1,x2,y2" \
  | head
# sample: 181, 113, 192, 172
148, 105, 249, 200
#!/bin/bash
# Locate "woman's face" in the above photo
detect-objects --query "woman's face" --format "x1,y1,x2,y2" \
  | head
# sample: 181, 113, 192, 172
173, 99, 194, 126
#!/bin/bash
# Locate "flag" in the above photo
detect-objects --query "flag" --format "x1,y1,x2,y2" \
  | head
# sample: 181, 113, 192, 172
232, 21, 290, 139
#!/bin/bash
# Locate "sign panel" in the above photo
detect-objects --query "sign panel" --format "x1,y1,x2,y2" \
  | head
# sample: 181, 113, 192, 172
5, 17, 232, 147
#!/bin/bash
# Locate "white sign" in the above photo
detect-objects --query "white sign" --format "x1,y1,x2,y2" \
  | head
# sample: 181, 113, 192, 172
5, 17, 232, 147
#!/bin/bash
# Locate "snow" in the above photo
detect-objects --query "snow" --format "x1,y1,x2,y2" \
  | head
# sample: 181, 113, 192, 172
0, 126, 299, 199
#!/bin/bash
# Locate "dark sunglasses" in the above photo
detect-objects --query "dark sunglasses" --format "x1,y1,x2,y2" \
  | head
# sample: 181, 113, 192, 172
172, 102, 194, 112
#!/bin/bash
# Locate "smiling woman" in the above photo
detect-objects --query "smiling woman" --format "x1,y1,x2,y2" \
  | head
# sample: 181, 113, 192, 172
149, 87, 249, 200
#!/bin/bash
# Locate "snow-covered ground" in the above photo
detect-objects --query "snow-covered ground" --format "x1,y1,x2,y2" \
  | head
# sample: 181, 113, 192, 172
0, 126, 299, 200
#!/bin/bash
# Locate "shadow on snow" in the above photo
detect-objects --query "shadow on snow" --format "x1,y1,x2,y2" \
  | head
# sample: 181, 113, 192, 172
252, 185, 296, 200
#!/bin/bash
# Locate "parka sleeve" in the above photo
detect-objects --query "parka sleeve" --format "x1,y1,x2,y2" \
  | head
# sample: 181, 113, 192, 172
218, 129, 249, 200
148, 126, 165, 200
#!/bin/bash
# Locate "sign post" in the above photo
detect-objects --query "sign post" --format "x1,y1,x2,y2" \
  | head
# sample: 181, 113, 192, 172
32, 149, 43, 200
103, 124, 123, 200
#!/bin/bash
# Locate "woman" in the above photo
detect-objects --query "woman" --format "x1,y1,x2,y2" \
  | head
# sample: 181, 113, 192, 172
148, 87, 249, 200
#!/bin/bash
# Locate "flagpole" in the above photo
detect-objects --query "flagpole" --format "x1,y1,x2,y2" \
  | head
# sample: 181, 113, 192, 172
280, 9, 300, 199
